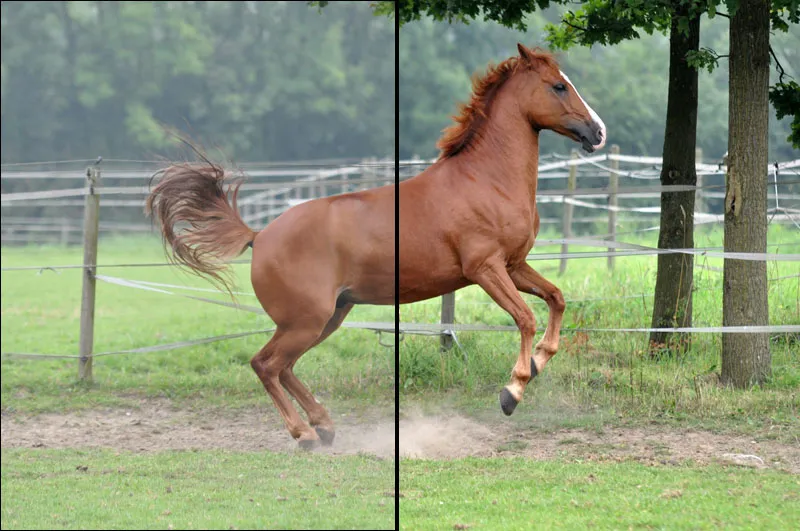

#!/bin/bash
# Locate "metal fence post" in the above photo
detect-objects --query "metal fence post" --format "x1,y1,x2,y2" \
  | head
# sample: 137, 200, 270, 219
440, 292, 455, 350
78, 163, 101, 381
559, 149, 578, 275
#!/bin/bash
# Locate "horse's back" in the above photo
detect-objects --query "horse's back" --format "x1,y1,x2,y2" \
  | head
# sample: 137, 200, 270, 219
251, 186, 395, 309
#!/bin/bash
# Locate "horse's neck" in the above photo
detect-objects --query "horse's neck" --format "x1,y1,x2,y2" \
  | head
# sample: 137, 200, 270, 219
448, 98, 540, 198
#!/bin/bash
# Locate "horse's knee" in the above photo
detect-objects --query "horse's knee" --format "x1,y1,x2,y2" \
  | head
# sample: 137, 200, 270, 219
516, 311, 536, 336
251, 351, 283, 383
250, 353, 264, 374
550, 288, 566, 314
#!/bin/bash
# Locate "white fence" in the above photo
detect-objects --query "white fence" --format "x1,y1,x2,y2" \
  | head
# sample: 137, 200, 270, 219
1, 156, 395, 245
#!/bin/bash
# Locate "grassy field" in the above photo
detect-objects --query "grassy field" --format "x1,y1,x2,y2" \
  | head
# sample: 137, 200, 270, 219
2, 236, 395, 530
400, 459, 799, 530
400, 223, 799, 439
1, 448, 394, 529
2, 224, 798, 530
1, 236, 394, 412
395, 223, 798, 530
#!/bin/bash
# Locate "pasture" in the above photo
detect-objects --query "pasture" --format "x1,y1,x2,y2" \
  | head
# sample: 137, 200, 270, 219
398, 222, 798, 529
2, 449, 393, 530
2, 224, 798, 530
1, 236, 395, 530
400, 223, 798, 433
400, 459, 799, 529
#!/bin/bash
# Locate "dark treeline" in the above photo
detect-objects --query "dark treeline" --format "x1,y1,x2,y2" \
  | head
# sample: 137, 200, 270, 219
1, 2, 796, 167
1, 1, 395, 164
400, 7, 798, 161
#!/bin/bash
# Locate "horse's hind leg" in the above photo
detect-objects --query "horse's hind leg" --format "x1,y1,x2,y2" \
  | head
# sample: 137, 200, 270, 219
509, 263, 566, 373
279, 303, 354, 446
251, 323, 329, 449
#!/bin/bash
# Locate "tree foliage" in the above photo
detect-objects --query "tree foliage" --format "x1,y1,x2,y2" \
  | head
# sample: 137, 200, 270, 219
769, 82, 800, 148
0, 2, 395, 163
395, 0, 799, 150
544, 0, 799, 148
397, 0, 553, 31
397, 9, 795, 161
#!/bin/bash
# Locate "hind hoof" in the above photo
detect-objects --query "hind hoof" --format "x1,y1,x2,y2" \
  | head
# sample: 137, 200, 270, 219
314, 427, 335, 446
297, 438, 320, 451
500, 388, 519, 416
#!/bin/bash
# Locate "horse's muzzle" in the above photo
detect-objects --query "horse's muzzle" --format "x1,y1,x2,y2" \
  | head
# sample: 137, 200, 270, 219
572, 120, 605, 153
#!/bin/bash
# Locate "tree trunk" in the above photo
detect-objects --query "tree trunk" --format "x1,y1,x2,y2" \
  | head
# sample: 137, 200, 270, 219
722, 0, 771, 387
649, 8, 700, 355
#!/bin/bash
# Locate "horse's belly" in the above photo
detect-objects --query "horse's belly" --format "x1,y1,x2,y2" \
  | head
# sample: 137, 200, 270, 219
398, 276, 471, 304
346, 269, 396, 305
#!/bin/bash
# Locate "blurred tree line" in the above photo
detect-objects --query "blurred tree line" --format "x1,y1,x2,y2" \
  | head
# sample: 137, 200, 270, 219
2, 2, 796, 165
0, 1, 395, 164
399, 6, 798, 161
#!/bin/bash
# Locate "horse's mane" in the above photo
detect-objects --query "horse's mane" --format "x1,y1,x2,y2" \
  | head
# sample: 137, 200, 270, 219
437, 49, 559, 159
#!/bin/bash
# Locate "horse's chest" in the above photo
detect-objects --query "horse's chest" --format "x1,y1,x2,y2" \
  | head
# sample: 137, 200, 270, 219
496, 206, 537, 262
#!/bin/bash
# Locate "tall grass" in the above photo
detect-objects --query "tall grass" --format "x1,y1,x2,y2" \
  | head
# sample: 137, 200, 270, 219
400, 224, 799, 434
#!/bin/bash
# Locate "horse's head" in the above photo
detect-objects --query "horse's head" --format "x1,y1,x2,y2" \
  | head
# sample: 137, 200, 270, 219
514, 44, 606, 153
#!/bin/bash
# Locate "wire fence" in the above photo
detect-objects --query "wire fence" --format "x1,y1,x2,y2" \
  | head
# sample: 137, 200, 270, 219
2, 156, 395, 245
1, 150, 798, 371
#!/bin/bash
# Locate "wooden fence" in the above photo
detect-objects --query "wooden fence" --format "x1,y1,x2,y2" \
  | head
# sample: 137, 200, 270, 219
2, 152, 798, 370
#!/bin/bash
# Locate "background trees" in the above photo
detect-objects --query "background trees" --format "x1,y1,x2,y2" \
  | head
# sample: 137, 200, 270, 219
397, 6, 796, 161
0, 1, 395, 164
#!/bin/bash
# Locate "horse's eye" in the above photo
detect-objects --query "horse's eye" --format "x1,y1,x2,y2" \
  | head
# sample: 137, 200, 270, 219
554, 82, 567, 92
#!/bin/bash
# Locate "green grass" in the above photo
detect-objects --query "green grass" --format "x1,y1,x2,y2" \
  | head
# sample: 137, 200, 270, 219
400, 458, 799, 530
2, 237, 395, 530
400, 224, 799, 438
1, 448, 394, 530
3, 224, 799, 531
1, 236, 394, 413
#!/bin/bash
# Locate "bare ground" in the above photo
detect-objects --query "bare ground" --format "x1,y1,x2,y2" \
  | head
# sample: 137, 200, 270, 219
399, 413, 799, 473
2, 404, 798, 473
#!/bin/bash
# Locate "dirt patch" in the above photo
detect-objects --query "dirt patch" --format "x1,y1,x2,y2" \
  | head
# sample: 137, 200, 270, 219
3, 405, 798, 473
1, 403, 395, 459
399, 412, 799, 473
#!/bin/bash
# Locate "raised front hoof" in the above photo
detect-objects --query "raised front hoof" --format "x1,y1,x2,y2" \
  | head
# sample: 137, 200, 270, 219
314, 426, 336, 446
297, 438, 320, 451
499, 388, 519, 416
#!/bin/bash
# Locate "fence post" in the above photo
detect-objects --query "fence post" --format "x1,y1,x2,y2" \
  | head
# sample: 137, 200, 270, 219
607, 144, 620, 271
440, 292, 455, 350
559, 149, 578, 275
78, 163, 101, 382
695, 147, 704, 213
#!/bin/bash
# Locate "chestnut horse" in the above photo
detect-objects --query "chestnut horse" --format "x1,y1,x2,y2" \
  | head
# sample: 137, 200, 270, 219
399, 44, 606, 415
146, 44, 604, 448
146, 151, 394, 449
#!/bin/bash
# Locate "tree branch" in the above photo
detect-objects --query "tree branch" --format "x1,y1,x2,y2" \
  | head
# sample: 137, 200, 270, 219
563, 19, 588, 33
769, 45, 791, 84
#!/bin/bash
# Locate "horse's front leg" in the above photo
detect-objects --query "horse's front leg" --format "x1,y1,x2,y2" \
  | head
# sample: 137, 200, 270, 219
462, 258, 536, 416
509, 262, 566, 376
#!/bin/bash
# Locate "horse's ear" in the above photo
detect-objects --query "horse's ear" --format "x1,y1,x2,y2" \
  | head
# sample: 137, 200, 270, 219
517, 43, 535, 64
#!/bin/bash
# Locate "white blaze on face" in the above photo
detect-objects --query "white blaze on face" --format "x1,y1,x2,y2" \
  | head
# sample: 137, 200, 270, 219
560, 70, 607, 150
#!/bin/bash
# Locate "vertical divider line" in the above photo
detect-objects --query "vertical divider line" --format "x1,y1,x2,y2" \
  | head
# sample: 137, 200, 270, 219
393, 1, 401, 523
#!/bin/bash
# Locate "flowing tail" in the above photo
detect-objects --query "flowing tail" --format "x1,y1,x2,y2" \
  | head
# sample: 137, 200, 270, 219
145, 158, 256, 294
